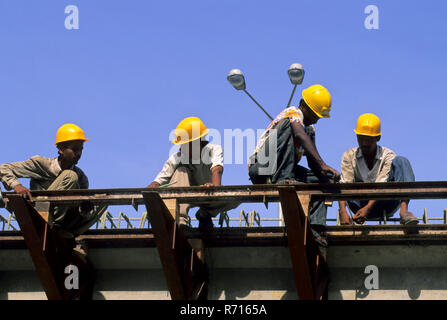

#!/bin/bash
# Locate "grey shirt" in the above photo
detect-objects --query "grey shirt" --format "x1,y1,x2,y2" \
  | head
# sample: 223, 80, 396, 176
0, 155, 89, 191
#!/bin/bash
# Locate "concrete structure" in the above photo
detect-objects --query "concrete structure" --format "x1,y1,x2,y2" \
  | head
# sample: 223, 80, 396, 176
1, 225, 446, 300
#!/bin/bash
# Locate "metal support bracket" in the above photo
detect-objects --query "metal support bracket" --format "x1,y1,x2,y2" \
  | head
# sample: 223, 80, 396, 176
7, 194, 95, 300
278, 187, 329, 300
142, 191, 208, 300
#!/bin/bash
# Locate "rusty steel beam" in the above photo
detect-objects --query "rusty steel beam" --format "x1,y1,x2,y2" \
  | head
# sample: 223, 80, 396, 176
278, 187, 329, 300
2, 181, 447, 207
142, 191, 207, 300
7, 194, 95, 300
2, 224, 447, 249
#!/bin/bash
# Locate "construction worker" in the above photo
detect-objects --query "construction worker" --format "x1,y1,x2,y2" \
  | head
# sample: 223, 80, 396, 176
248, 84, 340, 244
0, 124, 107, 239
147, 117, 239, 229
338, 113, 419, 225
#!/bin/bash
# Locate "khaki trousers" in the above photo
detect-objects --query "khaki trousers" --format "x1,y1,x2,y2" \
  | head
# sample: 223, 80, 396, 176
169, 166, 239, 225
49, 170, 107, 237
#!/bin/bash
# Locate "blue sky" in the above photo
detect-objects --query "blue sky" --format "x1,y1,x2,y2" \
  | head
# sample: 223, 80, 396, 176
0, 0, 446, 226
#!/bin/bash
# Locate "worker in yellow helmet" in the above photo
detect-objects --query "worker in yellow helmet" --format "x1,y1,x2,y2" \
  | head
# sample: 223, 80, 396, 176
0, 124, 107, 240
338, 114, 418, 225
147, 117, 239, 229
248, 84, 340, 246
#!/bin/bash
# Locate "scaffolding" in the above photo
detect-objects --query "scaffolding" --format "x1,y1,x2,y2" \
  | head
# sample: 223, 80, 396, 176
1, 181, 447, 300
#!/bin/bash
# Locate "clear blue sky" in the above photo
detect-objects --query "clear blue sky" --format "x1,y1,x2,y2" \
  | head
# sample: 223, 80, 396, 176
1, 0, 446, 226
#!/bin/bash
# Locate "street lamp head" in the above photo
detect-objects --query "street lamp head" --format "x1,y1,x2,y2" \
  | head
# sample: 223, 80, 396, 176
227, 69, 246, 90
288, 63, 305, 85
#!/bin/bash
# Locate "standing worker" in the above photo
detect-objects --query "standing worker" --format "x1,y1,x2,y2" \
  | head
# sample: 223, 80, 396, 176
147, 116, 239, 229
338, 113, 419, 225
248, 84, 340, 244
0, 124, 107, 240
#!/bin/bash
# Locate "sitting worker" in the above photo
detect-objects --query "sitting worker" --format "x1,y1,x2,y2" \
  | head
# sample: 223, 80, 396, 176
147, 116, 238, 229
248, 84, 340, 244
0, 124, 107, 240
338, 113, 419, 225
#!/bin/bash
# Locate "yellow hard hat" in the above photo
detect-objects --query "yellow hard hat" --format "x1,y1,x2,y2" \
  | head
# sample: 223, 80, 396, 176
354, 113, 381, 136
302, 84, 332, 118
55, 123, 89, 145
172, 117, 209, 145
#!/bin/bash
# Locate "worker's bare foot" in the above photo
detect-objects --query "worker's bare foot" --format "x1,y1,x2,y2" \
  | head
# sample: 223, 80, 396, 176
400, 211, 419, 226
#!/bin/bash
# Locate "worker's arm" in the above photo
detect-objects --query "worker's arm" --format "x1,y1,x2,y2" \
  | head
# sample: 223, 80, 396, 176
146, 153, 180, 188
202, 144, 224, 187
338, 201, 353, 225
0, 156, 51, 201
291, 122, 340, 182
203, 165, 223, 187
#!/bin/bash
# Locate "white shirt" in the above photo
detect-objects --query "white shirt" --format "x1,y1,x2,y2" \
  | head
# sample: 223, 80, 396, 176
154, 143, 223, 185
341, 146, 396, 183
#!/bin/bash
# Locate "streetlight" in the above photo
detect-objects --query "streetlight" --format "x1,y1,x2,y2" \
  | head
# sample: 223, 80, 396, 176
286, 63, 305, 108
227, 69, 274, 121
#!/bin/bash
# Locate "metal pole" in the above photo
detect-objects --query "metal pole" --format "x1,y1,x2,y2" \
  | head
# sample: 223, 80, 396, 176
243, 89, 274, 121
286, 84, 297, 108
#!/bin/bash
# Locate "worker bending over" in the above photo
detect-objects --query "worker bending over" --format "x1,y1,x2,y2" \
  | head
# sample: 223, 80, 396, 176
0, 124, 107, 239
338, 113, 419, 225
147, 117, 238, 229
248, 84, 340, 244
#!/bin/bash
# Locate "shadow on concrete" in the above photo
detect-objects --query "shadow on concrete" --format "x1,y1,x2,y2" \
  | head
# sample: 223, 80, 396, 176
329, 267, 447, 300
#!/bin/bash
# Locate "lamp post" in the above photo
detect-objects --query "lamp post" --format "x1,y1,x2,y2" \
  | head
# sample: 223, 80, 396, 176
286, 63, 305, 108
227, 69, 274, 121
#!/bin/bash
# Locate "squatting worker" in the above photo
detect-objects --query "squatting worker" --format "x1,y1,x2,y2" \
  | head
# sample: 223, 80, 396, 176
147, 117, 239, 229
0, 124, 107, 239
338, 113, 419, 225
248, 84, 340, 246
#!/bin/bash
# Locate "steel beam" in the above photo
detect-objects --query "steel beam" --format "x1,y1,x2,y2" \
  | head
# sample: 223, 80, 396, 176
279, 187, 329, 300
142, 191, 207, 300
7, 194, 95, 300
2, 182, 447, 207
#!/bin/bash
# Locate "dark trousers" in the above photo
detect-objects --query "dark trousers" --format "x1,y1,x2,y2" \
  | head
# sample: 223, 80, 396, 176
347, 156, 415, 219
248, 119, 327, 226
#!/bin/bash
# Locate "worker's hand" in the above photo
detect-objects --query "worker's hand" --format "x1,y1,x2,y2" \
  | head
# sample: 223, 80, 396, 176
353, 206, 371, 225
13, 184, 33, 202
339, 208, 354, 225
320, 165, 341, 183
147, 182, 160, 188
201, 183, 215, 187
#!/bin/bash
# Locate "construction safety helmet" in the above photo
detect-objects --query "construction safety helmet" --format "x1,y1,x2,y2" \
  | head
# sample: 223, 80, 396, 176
172, 117, 209, 145
55, 124, 89, 145
301, 84, 332, 118
354, 113, 381, 136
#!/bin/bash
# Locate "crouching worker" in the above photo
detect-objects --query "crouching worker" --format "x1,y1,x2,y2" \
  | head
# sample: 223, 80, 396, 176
0, 124, 107, 240
147, 117, 239, 229
338, 113, 419, 225
248, 84, 340, 245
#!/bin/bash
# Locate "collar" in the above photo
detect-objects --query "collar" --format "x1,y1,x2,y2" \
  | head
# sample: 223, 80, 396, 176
54, 157, 75, 173
356, 145, 382, 160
